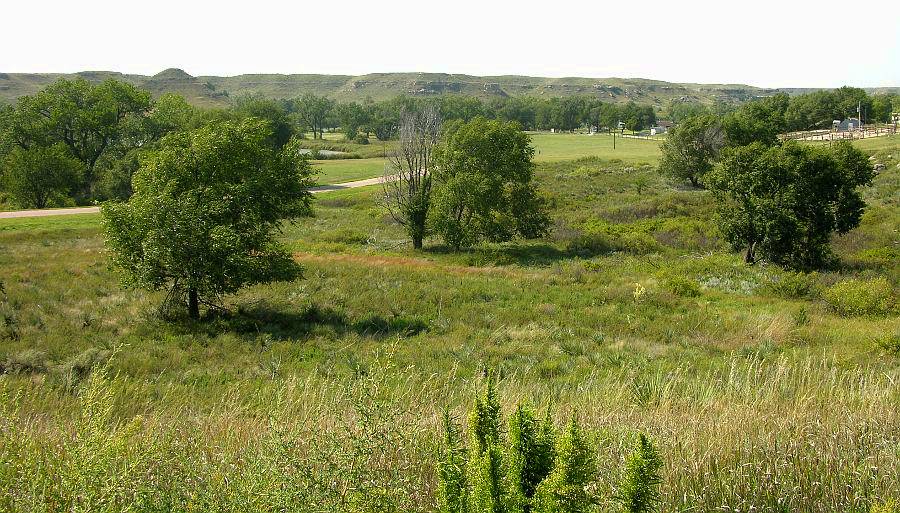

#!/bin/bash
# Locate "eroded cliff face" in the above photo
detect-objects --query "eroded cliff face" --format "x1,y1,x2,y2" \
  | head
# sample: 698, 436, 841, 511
0, 68, 824, 106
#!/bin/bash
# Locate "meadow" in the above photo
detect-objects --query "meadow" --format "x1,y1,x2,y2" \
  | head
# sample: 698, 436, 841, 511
312, 131, 663, 184
0, 134, 898, 512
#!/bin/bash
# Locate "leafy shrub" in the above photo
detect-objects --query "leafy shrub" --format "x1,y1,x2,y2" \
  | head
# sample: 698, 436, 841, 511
822, 277, 896, 316
466, 380, 508, 513
657, 272, 701, 298
853, 247, 900, 268
438, 411, 468, 513
468, 444, 507, 513
1, 348, 48, 374
532, 417, 596, 513
876, 331, 900, 355
580, 220, 662, 256
651, 217, 719, 251
871, 499, 898, 513
566, 232, 615, 258
616, 433, 663, 513
507, 405, 555, 511
354, 134, 370, 145
437, 384, 663, 513
764, 271, 821, 299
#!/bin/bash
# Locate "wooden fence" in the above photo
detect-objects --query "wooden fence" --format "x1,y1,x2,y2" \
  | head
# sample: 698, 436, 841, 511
781, 124, 898, 142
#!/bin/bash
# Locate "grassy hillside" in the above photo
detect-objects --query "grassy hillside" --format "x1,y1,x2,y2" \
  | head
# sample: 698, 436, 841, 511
0, 135, 897, 511
0, 69, 811, 107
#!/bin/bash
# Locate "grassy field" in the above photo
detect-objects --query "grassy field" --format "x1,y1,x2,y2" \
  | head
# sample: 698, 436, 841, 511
313, 158, 388, 183
0, 137, 898, 511
311, 132, 663, 184
529, 132, 662, 164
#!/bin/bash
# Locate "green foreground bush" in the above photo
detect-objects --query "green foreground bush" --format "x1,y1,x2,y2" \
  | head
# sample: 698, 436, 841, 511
438, 382, 663, 513
823, 277, 896, 317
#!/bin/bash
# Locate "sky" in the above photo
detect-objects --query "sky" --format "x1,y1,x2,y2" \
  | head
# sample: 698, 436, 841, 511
2, 0, 898, 88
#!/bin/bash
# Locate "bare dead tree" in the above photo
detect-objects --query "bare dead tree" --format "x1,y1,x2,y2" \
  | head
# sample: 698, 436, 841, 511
381, 106, 442, 249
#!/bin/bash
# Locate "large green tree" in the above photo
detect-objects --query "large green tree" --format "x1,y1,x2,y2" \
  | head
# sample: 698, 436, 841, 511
1, 143, 84, 208
4, 78, 151, 194
233, 94, 294, 148
621, 102, 656, 133
707, 141, 873, 270
142, 93, 198, 141
101, 119, 314, 319
723, 93, 789, 146
871, 94, 897, 123
294, 93, 334, 140
431, 117, 551, 249
335, 101, 370, 141
658, 114, 725, 187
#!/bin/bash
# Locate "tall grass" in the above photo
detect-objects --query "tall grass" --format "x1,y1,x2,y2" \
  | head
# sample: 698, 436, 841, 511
1, 138, 897, 511
2, 353, 898, 512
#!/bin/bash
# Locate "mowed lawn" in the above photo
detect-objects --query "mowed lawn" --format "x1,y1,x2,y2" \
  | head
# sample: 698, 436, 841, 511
313, 132, 663, 184
529, 131, 662, 164
313, 158, 387, 184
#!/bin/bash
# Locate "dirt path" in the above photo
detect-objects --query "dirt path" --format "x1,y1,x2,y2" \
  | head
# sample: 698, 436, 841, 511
308, 175, 389, 193
0, 206, 102, 219
0, 176, 388, 219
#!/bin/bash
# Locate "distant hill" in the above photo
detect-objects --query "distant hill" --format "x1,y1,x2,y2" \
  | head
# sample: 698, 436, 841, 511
1, 69, 897, 108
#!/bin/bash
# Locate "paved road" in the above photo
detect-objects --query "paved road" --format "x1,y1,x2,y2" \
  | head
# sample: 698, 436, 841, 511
0, 176, 388, 219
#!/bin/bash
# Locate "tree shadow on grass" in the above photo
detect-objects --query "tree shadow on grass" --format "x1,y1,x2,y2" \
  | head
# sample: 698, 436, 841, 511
199, 301, 429, 342
424, 241, 575, 267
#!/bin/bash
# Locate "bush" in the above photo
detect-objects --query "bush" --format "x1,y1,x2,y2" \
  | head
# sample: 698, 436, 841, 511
763, 271, 821, 299
566, 232, 615, 258
437, 384, 664, 513
438, 410, 467, 513
822, 277, 896, 317
354, 134, 370, 145
1, 348, 48, 374
853, 247, 900, 268
876, 331, 900, 355
871, 500, 899, 513
616, 433, 663, 513
567, 220, 662, 257
532, 417, 596, 513
657, 272, 701, 298
507, 404, 555, 511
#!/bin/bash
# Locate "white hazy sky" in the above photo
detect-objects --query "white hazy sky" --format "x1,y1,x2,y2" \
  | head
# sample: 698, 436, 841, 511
2, 0, 898, 88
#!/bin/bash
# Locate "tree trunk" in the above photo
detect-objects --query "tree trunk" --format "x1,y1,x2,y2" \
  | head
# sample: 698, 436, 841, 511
744, 242, 756, 264
412, 234, 423, 250
188, 288, 199, 320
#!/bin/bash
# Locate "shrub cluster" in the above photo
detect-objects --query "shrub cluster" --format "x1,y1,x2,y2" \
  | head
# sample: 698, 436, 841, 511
822, 277, 896, 317
657, 271, 701, 298
437, 381, 664, 513
763, 271, 821, 299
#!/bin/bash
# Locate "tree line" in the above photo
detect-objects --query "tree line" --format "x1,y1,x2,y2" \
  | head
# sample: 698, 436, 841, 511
0, 79, 656, 209
277, 94, 659, 139
664, 86, 899, 134
3, 76, 893, 210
